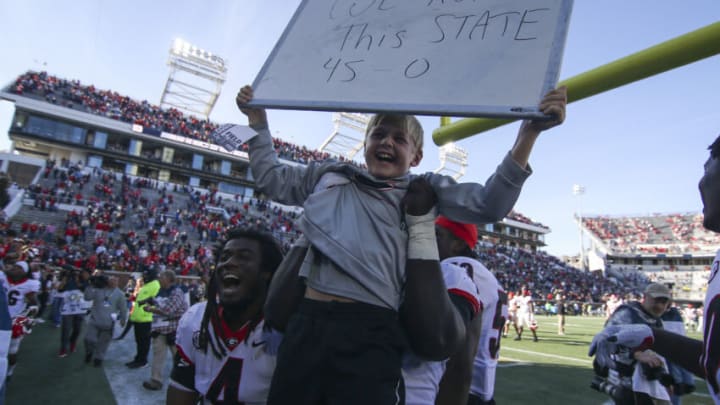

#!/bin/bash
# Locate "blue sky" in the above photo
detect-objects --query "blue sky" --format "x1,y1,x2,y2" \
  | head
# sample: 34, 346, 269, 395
0, 1, 718, 257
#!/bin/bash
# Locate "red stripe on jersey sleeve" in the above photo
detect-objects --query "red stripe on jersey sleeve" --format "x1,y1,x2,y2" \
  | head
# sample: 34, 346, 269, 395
449, 288, 481, 315
176, 344, 194, 365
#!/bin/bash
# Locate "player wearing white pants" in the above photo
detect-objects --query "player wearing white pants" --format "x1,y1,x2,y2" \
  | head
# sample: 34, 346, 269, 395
514, 286, 538, 342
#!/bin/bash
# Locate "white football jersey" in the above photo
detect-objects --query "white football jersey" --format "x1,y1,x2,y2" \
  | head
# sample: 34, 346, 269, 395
170, 302, 276, 405
516, 295, 532, 314
508, 295, 519, 315
402, 259, 480, 405
6, 277, 40, 319
702, 250, 720, 404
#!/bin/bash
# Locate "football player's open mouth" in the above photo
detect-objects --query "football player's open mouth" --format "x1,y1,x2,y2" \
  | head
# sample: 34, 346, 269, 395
221, 273, 242, 290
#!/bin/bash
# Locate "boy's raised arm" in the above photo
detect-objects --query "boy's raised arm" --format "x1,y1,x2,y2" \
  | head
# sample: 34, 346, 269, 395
427, 86, 567, 226
510, 86, 567, 169
234, 85, 316, 206
236, 86, 267, 128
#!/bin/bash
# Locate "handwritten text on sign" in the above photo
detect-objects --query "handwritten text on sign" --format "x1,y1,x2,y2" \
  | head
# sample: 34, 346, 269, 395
252, 0, 572, 117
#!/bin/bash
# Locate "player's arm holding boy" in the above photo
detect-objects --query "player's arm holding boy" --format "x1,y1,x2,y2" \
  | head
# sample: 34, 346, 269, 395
436, 303, 482, 405
263, 238, 307, 332
401, 178, 467, 360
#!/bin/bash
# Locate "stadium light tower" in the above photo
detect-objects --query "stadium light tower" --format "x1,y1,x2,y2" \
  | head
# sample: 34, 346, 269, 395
317, 112, 369, 161
573, 184, 586, 270
160, 38, 227, 120
434, 141, 468, 181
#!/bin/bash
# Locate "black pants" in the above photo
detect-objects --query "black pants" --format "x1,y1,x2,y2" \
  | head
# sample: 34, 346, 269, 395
467, 394, 495, 405
60, 314, 84, 351
37, 291, 49, 317
267, 299, 407, 405
133, 321, 152, 363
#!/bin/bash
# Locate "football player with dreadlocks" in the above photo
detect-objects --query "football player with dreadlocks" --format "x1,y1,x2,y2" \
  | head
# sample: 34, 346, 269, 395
167, 227, 284, 404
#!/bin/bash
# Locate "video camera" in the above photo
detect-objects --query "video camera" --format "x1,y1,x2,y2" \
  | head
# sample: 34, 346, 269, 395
640, 363, 674, 388
89, 274, 109, 289
60, 266, 79, 280
590, 346, 674, 405
590, 348, 636, 405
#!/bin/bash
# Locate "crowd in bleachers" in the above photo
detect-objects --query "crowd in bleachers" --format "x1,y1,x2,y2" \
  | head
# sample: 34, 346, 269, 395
10, 71, 363, 167
506, 210, 549, 229
9, 163, 308, 280
0, 163, 654, 311
476, 242, 646, 305
582, 214, 720, 254
12, 71, 219, 142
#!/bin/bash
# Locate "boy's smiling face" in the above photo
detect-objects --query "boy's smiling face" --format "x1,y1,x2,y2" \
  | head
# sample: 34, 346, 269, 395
364, 121, 422, 180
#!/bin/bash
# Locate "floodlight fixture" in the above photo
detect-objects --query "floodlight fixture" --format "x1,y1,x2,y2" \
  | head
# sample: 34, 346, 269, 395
160, 38, 227, 119
434, 141, 468, 181
317, 112, 370, 161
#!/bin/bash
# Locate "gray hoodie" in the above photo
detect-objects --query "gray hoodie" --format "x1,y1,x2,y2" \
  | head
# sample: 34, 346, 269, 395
84, 287, 127, 330
248, 126, 530, 310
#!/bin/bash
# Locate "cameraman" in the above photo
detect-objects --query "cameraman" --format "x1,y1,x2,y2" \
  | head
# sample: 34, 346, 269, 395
83, 273, 127, 366
604, 283, 687, 404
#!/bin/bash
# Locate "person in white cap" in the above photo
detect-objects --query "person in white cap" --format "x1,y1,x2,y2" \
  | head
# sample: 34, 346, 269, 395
601, 283, 677, 403
3, 261, 39, 380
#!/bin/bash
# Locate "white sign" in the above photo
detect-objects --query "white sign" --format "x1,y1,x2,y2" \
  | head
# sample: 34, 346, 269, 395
210, 124, 258, 152
60, 289, 90, 315
251, 0, 573, 118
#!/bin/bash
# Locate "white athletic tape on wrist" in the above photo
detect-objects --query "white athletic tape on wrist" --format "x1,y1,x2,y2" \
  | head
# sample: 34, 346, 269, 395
406, 208, 439, 261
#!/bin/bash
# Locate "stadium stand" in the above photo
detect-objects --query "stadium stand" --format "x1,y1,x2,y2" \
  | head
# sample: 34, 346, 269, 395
582, 214, 720, 255
10, 71, 363, 167
581, 213, 720, 301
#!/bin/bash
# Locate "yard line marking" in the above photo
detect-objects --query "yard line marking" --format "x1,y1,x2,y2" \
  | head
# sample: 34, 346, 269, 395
499, 356, 532, 363
498, 356, 533, 367
498, 362, 533, 368
502, 347, 592, 364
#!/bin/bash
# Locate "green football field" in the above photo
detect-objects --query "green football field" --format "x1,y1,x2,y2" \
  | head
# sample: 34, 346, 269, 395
5, 315, 715, 404
494, 316, 713, 405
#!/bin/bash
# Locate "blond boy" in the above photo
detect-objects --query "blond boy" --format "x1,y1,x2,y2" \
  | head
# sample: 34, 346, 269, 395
233, 85, 566, 405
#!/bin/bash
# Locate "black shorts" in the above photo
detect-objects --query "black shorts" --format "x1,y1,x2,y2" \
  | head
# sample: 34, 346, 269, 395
267, 299, 407, 405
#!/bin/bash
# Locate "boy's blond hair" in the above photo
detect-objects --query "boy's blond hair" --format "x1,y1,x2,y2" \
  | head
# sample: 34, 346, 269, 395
365, 114, 424, 152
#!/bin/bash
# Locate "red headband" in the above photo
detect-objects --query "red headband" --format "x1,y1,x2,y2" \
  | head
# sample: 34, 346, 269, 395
436, 216, 478, 250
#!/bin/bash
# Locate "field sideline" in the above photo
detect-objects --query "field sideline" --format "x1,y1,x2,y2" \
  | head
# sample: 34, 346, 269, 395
5, 315, 714, 404
495, 316, 712, 404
